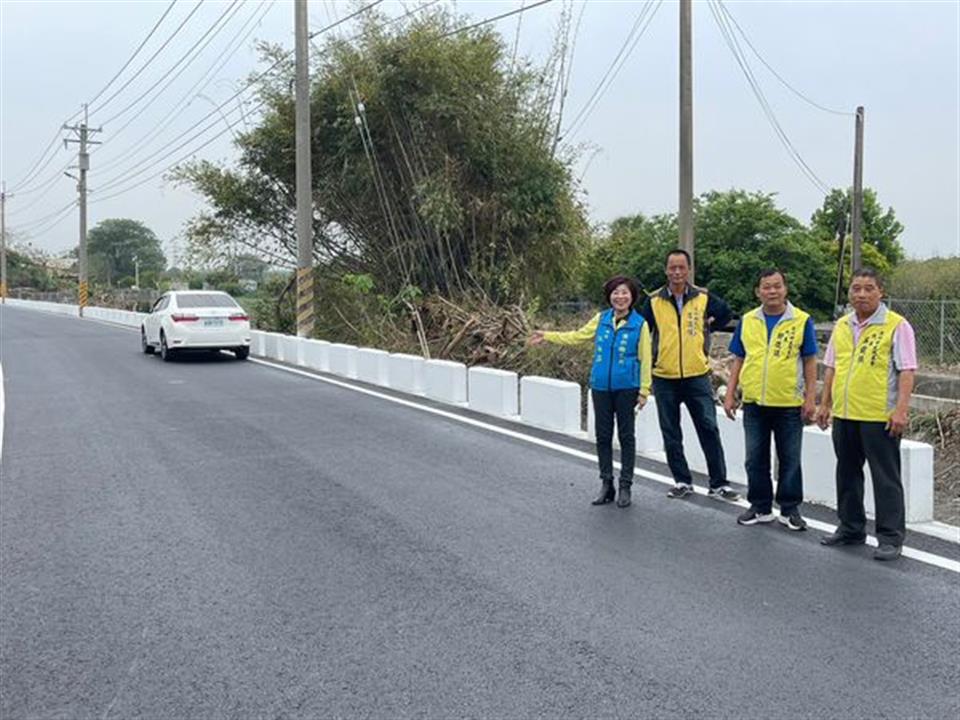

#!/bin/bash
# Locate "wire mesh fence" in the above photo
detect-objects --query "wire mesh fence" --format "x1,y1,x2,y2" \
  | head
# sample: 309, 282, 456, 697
887, 299, 960, 367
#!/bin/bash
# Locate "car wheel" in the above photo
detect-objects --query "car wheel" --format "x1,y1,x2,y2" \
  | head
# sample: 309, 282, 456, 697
234, 346, 249, 360
160, 332, 176, 362
141, 327, 155, 355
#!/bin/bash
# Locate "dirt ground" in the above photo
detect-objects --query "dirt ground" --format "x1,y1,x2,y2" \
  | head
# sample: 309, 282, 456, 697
909, 408, 960, 526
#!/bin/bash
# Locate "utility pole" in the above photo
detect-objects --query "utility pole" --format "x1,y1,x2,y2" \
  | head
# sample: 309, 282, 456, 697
1, 182, 8, 304
294, 0, 315, 338
133, 254, 140, 289
64, 105, 101, 317
679, 0, 695, 279
850, 105, 864, 274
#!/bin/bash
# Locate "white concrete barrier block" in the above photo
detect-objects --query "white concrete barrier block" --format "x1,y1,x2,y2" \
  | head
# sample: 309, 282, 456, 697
249, 330, 266, 356
263, 332, 283, 360
357, 348, 390, 386
636, 395, 662, 453
801, 428, 933, 523
718, 410, 747, 484
387, 354, 426, 395
329, 343, 358, 378
302, 339, 330, 371
901, 440, 935, 523
424, 359, 468, 404
280, 335, 303, 365
520, 376, 581, 434
468, 367, 519, 417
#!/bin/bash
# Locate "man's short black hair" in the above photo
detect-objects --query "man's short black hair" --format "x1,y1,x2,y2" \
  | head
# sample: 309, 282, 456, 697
756, 268, 788, 288
851, 266, 885, 289
665, 248, 691, 266
603, 275, 640, 307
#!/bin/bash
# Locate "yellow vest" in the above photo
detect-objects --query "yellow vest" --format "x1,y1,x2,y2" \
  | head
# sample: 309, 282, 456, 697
650, 288, 710, 379
739, 304, 810, 407
831, 306, 904, 421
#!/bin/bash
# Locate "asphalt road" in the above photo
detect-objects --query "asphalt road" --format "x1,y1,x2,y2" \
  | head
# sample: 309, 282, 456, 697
1, 306, 958, 719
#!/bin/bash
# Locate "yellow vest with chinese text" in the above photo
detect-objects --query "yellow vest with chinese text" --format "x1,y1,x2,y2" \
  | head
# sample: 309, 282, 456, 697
739, 304, 810, 407
650, 288, 710, 379
831, 307, 905, 421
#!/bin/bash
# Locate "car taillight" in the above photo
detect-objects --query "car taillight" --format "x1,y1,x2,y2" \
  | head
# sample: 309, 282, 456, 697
171, 313, 199, 322
228, 314, 249, 322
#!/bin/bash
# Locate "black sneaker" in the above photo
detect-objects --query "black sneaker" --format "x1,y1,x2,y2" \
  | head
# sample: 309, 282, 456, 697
737, 508, 775, 526
666, 484, 694, 499
778, 511, 807, 532
708, 486, 741, 502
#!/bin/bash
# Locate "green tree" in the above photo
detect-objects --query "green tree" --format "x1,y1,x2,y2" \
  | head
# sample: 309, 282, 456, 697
693, 190, 835, 317
583, 191, 837, 318
810, 188, 905, 267
174, 7, 586, 303
87, 218, 166, 287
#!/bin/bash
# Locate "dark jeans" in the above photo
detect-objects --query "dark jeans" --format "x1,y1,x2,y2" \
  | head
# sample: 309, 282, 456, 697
652, 375, 727, 489
832, 419, 906, 546
592, 388, 639, 488
742, 404, 804, 514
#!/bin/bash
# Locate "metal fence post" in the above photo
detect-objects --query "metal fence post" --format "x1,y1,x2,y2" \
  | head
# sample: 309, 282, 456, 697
940, 300, 946, 365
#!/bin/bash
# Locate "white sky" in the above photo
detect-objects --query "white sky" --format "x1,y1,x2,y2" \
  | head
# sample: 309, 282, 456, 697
1, 0, 958, 264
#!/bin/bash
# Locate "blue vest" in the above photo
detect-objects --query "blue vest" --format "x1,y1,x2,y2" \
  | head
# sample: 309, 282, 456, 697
589, 309, 644, 391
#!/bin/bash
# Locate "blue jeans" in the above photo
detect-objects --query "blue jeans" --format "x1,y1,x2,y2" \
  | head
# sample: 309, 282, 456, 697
652, 375, 727, 489
742, 404, 804, 514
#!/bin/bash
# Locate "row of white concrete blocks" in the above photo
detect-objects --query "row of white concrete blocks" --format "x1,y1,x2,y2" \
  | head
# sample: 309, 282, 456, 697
3, 299, 935, 523
250, 329, 935, 523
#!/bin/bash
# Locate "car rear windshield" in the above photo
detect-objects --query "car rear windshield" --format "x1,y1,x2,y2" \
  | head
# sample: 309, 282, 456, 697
176, 294, 238, 308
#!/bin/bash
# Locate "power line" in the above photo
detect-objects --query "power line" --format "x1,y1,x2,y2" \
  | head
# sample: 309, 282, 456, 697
98, 0, 243, 127
94, 0, 387, 187
561, 0, 662, 142
88, 1, 206, 117
7, 1, 178, 193
717, 1, 853, 118
94, 97, 260, 195
91, 100, 268, 204
94, 0, 275, 175
86, 0, 181, 109
308, 0, 387, 40
9, 199, 77, 232
708, 0, 831, 195
437, 0, 556, 39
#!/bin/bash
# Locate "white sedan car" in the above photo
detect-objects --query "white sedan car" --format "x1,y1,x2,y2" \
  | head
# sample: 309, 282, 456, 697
141, 291, 251, 361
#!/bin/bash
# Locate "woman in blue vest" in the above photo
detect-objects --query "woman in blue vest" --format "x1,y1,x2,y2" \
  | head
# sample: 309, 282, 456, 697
529, 276, 652, 508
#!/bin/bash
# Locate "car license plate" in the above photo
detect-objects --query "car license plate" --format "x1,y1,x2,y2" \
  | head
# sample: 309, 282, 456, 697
203, 318, 224, 327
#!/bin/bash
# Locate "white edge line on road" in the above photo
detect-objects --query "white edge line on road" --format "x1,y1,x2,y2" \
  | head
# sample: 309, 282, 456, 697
5, 305, 956, 572
248, 358, 960, 575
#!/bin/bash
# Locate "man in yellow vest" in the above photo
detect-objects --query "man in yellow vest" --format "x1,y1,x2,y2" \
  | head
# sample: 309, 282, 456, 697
640, 249, 740, 501
816, 268, 917, 561
723, 269, 818, 530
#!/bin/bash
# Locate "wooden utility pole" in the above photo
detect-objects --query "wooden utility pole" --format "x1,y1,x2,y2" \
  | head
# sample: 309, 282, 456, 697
850, 106, 864, 274
679, 0, 694, 278
294, 0, 315, 338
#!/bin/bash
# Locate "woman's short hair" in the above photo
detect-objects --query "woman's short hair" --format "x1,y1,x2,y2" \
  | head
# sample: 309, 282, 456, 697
603, 275, 640, 307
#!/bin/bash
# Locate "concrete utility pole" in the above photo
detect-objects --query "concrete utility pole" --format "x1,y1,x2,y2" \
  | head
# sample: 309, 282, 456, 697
679, 0, 694, 279
294, 0, 315, 338
1, 182, 8, 304
64, 105, 101, 317
850, 106, 864, 274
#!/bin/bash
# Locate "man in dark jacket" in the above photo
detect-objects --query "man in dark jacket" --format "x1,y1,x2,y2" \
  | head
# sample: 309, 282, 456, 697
640, 249, 740, 501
